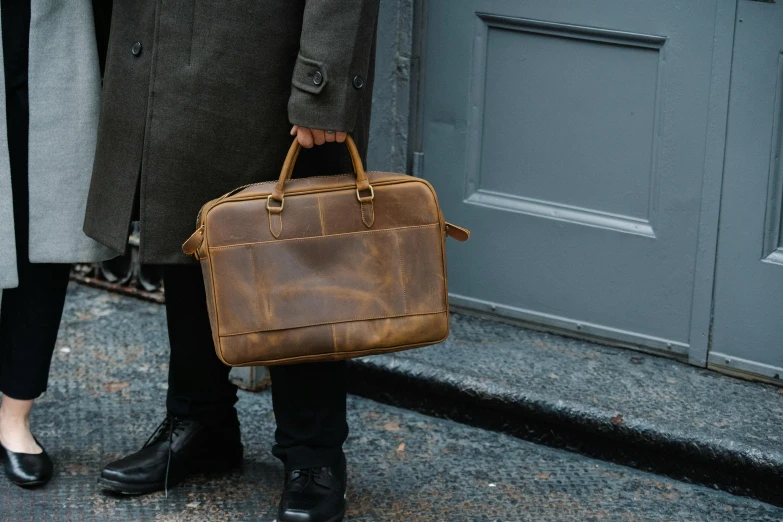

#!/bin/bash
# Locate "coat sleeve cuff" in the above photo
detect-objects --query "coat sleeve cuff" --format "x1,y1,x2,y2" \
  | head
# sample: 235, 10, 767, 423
287, 53, 362, 132
291, 53, 327, 95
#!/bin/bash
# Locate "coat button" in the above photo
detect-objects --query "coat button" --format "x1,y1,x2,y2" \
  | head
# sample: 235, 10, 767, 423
132, 41, 142, 56
353, 75, 364, 89
312, 71, 323, 86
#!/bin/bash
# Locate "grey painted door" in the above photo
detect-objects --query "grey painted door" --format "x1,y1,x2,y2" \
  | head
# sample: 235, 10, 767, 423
710, 1, 783, 381
420, 0, 725, 356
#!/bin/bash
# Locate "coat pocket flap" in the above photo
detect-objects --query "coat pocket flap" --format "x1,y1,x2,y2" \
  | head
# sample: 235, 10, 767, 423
291, 53, 327, 95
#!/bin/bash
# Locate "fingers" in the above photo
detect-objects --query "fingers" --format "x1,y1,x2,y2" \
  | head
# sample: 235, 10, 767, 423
291, 127, 346, 147
296, 127, 314, 148
311, 129, 326, 146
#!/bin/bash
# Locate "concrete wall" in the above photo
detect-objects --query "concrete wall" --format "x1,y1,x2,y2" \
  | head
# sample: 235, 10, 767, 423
367, 0, 415, 174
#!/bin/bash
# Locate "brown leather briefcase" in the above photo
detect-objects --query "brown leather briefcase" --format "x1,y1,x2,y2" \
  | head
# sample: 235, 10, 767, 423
182, 135, 469, 366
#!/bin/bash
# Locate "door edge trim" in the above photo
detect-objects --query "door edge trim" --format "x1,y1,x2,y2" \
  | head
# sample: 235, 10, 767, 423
686, 0, 739, 368
449, 293, 689, 356
708, 351, 783, 386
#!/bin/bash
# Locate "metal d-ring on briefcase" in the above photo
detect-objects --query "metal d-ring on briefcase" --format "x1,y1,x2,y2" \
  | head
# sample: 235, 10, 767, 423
182, 135, 470, 366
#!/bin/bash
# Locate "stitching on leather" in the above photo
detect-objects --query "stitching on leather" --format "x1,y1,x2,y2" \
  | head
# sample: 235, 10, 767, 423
394, 230, 408, 314
205, 175, 437, 225
219, 309, 448, 337
360, 201, 374, 228
206, 229, 229, 364
215, 174, 354, 198
210, 223, 439, 250
204, 175, 439, 235
200, 259, 220, 348
216, 174, 431, 202
222, 326, 450, 367
219, 171, 399, 194
269, 212, 282, 238
206, 176, 450, 352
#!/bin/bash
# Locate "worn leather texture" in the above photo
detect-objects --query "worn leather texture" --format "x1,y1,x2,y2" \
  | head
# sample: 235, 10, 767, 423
184, 136, 467, 366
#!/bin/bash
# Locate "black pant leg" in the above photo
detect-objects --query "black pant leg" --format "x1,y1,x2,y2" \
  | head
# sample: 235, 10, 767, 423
163, 264, 347, 464
0, 264, 70, 400
0, 0, 71, 401
269, 361, 348, 470
162, 264, 238, 425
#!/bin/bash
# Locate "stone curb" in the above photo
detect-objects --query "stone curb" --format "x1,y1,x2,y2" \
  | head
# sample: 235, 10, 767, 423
346, 355, 783, 507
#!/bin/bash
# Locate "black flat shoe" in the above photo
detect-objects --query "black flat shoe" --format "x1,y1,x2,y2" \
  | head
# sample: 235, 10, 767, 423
0, 439, 53, 488
98, 413, 243, 495
277, 452, 347, 522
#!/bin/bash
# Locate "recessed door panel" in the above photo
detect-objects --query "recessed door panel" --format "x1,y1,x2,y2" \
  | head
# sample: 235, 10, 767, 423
421, 0, 721, 353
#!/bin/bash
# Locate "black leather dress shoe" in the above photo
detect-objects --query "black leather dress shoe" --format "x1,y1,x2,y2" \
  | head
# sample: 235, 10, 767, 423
0, 439, 53, 488
277, 452, 347, 522
98, 414, 243, 495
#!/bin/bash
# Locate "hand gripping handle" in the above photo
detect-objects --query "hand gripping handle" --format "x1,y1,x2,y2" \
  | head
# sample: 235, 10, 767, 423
267, 134, 372, 212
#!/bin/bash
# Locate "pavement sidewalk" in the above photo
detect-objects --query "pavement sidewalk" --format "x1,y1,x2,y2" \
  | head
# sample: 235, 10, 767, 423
347, 311, 783, 506
0, 283, 781, 521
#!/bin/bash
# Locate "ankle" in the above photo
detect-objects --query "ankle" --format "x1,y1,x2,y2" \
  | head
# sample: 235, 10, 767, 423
0, 410, 30, 430
0, 413, 41, 454
0, 415, 31, 433
0, 396, 35, 417
0, 397, 34, 439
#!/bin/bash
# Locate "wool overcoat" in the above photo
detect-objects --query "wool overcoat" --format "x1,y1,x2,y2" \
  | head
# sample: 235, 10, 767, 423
0, 0, 115, 290
83, 0, 381, 265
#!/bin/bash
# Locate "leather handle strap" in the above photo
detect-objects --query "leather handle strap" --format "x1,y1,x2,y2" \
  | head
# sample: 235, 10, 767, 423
270, 134, 369, 203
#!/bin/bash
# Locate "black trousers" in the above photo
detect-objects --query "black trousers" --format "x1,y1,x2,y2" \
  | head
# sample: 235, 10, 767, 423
163, 265, 349, 470
0, 0, 71, 401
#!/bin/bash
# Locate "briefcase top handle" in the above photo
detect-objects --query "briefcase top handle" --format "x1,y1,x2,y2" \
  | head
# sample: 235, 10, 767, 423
267, 135, 373, 213
183, 132, 469, 256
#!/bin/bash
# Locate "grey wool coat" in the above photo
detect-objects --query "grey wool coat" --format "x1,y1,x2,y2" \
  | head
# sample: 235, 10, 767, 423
0, 0, 115, 290
84, 0, 381, 264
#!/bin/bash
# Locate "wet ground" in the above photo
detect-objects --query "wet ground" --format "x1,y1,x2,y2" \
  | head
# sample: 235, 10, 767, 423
1, 284, 781, 521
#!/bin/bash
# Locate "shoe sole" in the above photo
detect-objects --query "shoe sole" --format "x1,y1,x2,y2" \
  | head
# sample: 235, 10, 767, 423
98, 451, 243, 495
274, 499, 346, 522
97, 476, 163, 495
9, 478, 49, 489
274, 512, 345, 522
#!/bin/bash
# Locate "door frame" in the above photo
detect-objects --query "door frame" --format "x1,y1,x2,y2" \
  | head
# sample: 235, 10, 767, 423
408, 0, 744, 372
685, 0, 737, 368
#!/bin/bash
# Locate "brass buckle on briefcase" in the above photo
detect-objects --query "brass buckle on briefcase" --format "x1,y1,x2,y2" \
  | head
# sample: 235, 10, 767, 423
356, 185, 375, 202
266, 194, 284, 212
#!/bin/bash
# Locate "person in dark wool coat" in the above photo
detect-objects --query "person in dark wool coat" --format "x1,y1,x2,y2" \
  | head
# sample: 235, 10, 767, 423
83, 2, 380, 521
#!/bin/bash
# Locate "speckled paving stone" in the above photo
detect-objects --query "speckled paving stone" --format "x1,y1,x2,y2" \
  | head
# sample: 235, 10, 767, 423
347, 312, 783, 504
0, 284, 781, 521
